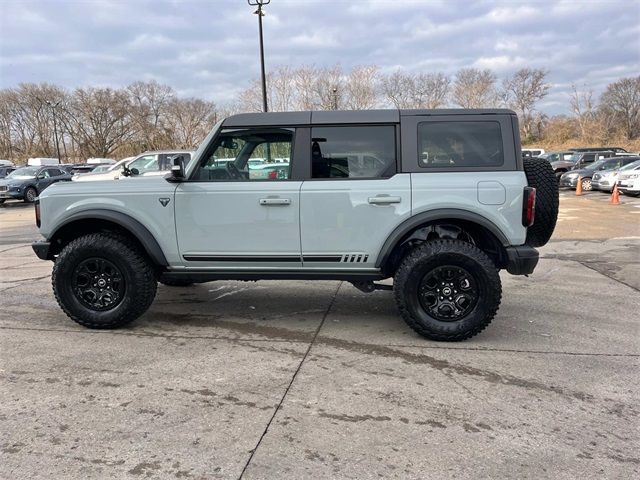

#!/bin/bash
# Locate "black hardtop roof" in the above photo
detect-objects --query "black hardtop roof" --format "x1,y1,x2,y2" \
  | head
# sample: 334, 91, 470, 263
223, 108, 517, 127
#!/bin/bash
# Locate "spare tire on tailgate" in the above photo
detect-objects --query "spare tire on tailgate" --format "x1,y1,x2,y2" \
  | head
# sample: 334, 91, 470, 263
523, 157, 559, 247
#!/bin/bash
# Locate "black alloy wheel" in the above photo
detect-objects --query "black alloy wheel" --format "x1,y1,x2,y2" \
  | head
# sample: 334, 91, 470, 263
418, 266, 478, 321
72, 257, 126, 311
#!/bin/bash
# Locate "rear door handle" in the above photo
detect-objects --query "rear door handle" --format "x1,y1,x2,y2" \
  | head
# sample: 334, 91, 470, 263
259, 198, 291, 206
368, 196, 401, 205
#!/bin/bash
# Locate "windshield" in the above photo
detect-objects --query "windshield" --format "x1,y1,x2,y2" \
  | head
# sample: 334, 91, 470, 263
6, 167, 38, 178
620, 159, 640, 171
569, 154, 581, 162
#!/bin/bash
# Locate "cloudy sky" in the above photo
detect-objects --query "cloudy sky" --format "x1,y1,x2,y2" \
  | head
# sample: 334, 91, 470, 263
1, 0, 638, 114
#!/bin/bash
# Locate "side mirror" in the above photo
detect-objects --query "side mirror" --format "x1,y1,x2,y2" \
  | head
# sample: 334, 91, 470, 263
167, 155, 185, 182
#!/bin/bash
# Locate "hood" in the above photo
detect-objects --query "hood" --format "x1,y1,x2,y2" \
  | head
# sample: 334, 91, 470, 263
0, 176, 33, 186
40, 175, 173, 199
550, 160, 574, 169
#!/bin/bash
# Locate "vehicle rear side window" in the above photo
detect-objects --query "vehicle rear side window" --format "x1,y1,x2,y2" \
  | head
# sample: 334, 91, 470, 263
417, 121, 504, 168
310, 126, 396, 179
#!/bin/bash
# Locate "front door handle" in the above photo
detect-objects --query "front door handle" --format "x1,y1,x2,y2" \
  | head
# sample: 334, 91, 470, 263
259, 198, 291, 206
368, 196, 401, 205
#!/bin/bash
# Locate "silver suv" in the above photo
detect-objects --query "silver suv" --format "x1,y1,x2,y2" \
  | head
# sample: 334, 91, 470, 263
32, 109, 558, 341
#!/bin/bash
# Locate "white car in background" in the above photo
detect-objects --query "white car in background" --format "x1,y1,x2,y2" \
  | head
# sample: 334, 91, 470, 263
616, 159, 640, 197
73, 151, 193, 182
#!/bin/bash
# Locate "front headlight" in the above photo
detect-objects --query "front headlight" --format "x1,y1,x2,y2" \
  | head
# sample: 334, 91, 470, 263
628, 173, 640, 179
7, 183, 22, 190
564, 172, 579, 179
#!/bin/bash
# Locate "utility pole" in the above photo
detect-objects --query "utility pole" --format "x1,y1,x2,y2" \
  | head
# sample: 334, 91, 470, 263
46, 100, 62, 162
248, 0, 270, 113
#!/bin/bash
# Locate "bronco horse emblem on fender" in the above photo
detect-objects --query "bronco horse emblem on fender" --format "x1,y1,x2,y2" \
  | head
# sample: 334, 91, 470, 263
159, 198, 170, 207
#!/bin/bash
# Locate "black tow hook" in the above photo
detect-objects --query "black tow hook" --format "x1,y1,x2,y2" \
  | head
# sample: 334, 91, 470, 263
350, 281, 393, 293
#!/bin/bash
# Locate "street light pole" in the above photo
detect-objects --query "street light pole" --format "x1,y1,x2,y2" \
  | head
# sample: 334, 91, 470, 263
46, 100, 62, 162
248, 0, 270, 113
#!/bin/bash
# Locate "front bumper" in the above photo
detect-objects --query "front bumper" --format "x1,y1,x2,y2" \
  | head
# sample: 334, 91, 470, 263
559, 176, 579, 188
505, 245, 539, 275
591, 178, 613, 191
32, 241, 51, 260
0, 189, 24, 199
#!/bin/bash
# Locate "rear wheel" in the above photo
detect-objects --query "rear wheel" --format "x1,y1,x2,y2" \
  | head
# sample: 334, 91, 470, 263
52, 233, 157, 329
394, 240, 501, 342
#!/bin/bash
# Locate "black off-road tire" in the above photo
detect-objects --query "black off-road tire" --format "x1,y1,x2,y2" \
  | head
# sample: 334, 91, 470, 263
159, 278, 194, 287
24, 187, 37, 203
52, 233, 157, 329
394, 240, 502, 342
523, 157, 559, 247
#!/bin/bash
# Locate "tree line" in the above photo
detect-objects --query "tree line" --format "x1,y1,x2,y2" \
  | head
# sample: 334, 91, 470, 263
1, 68, 638, 163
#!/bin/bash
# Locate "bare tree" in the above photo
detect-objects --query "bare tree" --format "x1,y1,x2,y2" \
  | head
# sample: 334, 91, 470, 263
502, 68, 550, 139
453, 68, 498, 108
569, 83, 596, 140
380, 71, 450, 109
414, 73, 450, 109
313, 64, 344, 110
600, 76, 640, 139
344, 65, 379, 109
127, 80, 175, 150
65, 87, 134, 157
166, 98, 217, 149
293, 65, 320, 110
381, 71, 415, 108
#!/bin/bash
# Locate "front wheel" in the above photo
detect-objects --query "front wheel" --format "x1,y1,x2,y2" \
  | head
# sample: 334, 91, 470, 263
394, 240, 502, 341
580, 177, 593, 191
52, 233, 157, 329
24, 187, 37, 203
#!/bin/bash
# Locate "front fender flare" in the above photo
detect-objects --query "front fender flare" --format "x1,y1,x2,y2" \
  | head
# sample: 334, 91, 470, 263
50, 209, 168, 266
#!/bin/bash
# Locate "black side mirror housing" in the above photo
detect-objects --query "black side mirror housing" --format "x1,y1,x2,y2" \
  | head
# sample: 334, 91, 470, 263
167, 155, 186, 183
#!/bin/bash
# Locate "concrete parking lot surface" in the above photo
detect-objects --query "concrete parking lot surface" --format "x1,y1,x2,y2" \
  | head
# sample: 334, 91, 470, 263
1, 192, 639, 479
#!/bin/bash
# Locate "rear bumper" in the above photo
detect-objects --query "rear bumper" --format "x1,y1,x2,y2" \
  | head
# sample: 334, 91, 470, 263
505, 245, 539, 275
32, 241, 51, 260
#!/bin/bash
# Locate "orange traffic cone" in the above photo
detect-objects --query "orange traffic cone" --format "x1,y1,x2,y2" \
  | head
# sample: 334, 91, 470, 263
575, 176, 583, 196
610, 184, 620, 205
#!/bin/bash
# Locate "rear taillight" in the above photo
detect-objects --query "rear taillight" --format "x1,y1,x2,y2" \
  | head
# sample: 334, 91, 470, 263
35, 199, 41, 228
268, 170, 278, 179
522, 187, 536, 227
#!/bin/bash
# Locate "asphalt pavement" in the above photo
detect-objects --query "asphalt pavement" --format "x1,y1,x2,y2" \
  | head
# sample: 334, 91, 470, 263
1, 195, 638, 479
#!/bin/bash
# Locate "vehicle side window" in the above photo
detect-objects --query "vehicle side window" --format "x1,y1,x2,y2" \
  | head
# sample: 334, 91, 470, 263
310, 126, 396, 179
46, 168, 62, 177
418, 121, 504, 168
128, 155, 158, 174
39, 169, 51, 178
195, 128, 293, 181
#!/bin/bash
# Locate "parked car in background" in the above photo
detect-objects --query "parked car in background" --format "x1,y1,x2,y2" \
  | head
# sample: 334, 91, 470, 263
0, 159, 14, 167
86, 157, 116, 165
0, 165, 71, 203
73, 151, 193, 182
559, 156, 638, 191
522, 148, 545, 158
27, 158, 60, 166
617, 160, 640, 197
0, 166, 16, 178
569, 147, 628, 154
539, 151, 574, 163
592, 156, 640, 192
71, 157, 134, 182
550, 151, 616, 180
